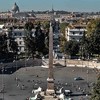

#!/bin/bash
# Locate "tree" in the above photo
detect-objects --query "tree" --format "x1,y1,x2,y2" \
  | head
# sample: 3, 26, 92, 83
0, 33, 18, 60
59, 23, 69, 34
59, 23, 68, 52
64, 40, 79, 57
90, 74, 100, 100
9, 38, 18, 54
87, 19, 100, 37
24, 22, 49, 59
60, 35, 66, 52
41, 21, 50, 30
8, 27, 18, 56
0, 34, 8, 58
87, 18, 100, 55
79, 31, 92, 59
89, 31, 100, 55
24, 21, 34, 31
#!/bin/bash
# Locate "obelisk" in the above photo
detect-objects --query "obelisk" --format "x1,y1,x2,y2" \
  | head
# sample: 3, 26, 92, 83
46, 21, 54, 95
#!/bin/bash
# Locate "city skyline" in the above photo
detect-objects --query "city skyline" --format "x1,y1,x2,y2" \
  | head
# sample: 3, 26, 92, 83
0, 0, 100, 12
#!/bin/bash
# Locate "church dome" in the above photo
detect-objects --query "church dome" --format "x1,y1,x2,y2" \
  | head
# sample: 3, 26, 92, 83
12, 2, 20, 13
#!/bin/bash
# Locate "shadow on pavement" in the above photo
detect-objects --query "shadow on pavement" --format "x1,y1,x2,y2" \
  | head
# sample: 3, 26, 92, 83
0, 66, 22, 74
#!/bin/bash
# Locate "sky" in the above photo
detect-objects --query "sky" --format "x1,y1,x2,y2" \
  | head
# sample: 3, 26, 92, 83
0, 0, 100, 12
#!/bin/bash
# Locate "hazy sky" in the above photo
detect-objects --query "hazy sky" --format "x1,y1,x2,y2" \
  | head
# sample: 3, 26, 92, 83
0, 0, 100, 12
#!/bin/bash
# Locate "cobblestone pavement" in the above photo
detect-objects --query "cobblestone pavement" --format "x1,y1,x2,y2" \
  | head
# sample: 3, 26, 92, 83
0, 65, 99, 100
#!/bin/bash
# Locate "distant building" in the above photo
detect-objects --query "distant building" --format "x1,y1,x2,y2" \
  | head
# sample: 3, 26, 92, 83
12, 29, 25, 53
0, 23, 35, 53
0, 24, 8, 35
65, 25, 87, 42
0, 2, 36, 23
36, 14, 51, 21
12, 2, 20, 13
11, 3, 36, 20
12, 29, 35, 53
0, 12, 12, 18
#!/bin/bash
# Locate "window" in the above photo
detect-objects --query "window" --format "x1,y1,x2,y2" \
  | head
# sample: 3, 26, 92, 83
80, 32, 82, 34
18, 47, 21, 51
73, 32, 75, 35
19, 41, 22, 45
19, 33, 21, 36
14, 33, 16, 36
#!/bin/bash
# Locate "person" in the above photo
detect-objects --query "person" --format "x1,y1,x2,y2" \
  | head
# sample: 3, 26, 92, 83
44, 91, 46, 95
21, 85, 25, 90
37, 93, 42, 100
82, 89, 85, 94
53, 93, 57, 98
79, 97, 84, 100
16, 81, 19, 87
15, 77, 18, 81
17, 83, 19, 87
61, 87, 64, 93
71, 83, 74, 87
37, 75, 39, 77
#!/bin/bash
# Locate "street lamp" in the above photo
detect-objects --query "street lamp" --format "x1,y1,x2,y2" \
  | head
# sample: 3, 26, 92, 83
14, 55, 18, 84
57, 45, 59, 60
25, 51, 28, 71
86, 54, 89, 84
64, 47, 67, 67
15, 55, 17, 72
24, 48, 28, 71
81, 46, 84, 73
64, 54, 67, 67
0, 62, 4, 100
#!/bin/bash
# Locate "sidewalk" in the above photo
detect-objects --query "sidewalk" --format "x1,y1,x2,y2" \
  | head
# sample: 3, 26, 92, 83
42, 59, 100, 69
44, 96, 58, 100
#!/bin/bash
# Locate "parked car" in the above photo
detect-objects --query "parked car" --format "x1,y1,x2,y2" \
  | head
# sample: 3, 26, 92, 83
74, 77, 84, 81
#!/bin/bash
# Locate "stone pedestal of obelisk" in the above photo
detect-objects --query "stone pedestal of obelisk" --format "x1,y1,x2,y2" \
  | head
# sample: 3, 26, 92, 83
46, 22, 55, 95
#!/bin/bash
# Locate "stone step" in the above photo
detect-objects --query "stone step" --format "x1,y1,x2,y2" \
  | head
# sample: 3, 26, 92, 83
40, 92, 58, 100
44, 96, 58, 100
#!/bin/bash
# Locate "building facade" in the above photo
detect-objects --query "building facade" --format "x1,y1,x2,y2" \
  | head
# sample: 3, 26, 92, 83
65, 26, 87, 42
12, 29, 35, 53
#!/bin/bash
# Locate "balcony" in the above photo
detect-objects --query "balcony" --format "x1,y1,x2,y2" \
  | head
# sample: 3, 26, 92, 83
68, 33, 83, 37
